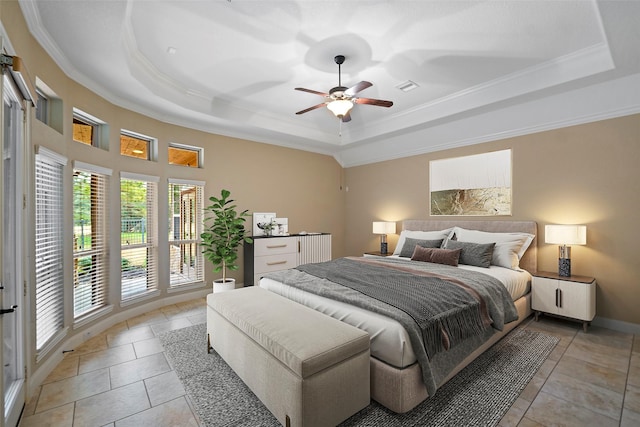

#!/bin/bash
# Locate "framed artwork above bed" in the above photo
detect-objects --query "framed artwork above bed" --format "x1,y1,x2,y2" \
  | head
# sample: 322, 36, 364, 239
430, 149, 512, 216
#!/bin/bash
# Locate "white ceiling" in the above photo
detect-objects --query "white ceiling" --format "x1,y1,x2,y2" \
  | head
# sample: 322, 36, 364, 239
19, 0, 640, 167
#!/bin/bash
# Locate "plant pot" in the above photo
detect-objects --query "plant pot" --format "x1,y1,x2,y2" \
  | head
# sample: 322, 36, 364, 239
213, 278, 236, 293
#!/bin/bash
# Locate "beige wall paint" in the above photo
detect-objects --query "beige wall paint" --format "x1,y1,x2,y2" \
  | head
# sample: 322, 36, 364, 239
2, 2, 345, 377
344, 114, 640, 325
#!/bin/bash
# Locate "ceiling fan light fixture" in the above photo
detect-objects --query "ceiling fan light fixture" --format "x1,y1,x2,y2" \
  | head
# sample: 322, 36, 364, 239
327, 99, 353, 118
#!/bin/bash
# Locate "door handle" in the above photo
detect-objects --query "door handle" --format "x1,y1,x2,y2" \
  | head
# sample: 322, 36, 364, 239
0, 305, 17, 315
558, 289, 562, 308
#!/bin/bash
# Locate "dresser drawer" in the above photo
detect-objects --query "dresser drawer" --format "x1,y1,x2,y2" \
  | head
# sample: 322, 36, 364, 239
254, 237, 298, 257
254, 252, 298, 274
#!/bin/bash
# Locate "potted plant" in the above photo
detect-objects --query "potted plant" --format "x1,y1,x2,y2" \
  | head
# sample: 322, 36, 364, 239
201, 189, 253, 292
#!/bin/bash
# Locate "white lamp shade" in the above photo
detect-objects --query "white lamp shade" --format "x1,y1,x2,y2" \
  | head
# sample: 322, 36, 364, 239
373, 221, 396, 235
326, 99, 353, 117
545, 224, 587, 245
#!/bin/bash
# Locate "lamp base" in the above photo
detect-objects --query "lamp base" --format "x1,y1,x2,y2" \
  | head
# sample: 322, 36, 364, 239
558, 258, 571, 277
380, 242, 388, 254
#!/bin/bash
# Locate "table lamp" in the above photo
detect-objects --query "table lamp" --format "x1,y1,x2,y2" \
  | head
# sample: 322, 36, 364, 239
372, 221, 396, 254
545, 224, 587, 277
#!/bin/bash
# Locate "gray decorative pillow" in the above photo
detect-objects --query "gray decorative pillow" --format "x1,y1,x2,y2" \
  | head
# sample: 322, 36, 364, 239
399, 238, 444, 258
443, 239, 495, 268
411, 246, 462, 266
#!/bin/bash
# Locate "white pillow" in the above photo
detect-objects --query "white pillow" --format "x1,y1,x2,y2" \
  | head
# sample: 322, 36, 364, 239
392, 228, 453, 256
451, 227, 534, 270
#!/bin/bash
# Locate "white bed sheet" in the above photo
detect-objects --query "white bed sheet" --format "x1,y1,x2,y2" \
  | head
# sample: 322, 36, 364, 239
259, 260, 531, 369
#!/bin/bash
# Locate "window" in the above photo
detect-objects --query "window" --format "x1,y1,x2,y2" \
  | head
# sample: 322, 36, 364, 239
72, 108, 108, 150
168, 143, 202, 168
35, 77, 63, 133
35, 147, 67, 354
121, 130, 155, 160
35, 89, 48, 124
73, 163, 111, 319
120, 173, 158, 302
168, 180, 204, 287
73, 116, 95, 145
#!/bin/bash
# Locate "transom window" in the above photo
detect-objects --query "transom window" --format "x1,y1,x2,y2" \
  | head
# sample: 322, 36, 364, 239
121, 130, 155, 160
73, 108, 106, 148
168, 143, 202, 168
35, 89, 48, 124
36, 77, 63, 133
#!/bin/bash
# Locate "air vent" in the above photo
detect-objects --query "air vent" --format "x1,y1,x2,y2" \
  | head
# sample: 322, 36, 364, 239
396, 80, 419, 92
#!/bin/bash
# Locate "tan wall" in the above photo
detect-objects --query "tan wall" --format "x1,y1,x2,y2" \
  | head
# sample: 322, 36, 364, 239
344, 114, 640, 325
2, 1, 345, 375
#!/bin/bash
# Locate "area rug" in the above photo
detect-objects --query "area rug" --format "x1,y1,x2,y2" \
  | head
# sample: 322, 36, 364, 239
159, 323, 558, 427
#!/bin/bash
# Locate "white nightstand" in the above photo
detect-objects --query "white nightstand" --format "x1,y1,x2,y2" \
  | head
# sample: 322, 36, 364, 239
531, 271, 596, 332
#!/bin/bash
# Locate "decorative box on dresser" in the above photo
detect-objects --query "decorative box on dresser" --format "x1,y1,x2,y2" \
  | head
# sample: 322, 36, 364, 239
244, 233, 331, 287
531, 271, 596, 332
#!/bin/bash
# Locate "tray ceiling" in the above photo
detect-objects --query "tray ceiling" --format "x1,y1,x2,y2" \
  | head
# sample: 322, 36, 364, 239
19, 0, 640, 166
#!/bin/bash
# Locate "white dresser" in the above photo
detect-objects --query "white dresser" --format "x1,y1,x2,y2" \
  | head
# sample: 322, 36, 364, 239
244, 234, 331, 286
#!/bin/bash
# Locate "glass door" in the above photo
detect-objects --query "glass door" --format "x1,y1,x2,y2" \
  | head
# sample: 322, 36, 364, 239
1, 70, 26, 427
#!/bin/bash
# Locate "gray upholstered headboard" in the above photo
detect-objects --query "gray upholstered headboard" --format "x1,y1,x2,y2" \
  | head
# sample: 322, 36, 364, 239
401, 220, 537, 273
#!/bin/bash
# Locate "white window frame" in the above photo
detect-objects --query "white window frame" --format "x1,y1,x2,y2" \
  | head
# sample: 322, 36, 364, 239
35, 88, 48, 124
168, 142, 203, 168
72, 161, 112, 322
168, 179, 205, 288
120, 172, 159, 304
34, 146, 68, 359
120, 129, 157, 161
72, 108, 107, 149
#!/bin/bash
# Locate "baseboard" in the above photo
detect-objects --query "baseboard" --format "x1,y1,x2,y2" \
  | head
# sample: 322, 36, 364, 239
592, 316, 640, 335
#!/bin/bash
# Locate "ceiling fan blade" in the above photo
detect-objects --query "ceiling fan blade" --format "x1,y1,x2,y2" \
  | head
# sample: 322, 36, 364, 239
345, 81, 372, 96
295, 87, 329, 97
354, 97, 393, 108
295, 103, 326, 115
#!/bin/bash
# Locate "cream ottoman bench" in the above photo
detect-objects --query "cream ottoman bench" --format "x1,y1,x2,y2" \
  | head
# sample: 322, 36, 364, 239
207, 286, 370, 427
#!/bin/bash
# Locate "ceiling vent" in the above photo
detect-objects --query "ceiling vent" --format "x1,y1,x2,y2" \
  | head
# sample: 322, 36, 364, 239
396, 80, 419, 92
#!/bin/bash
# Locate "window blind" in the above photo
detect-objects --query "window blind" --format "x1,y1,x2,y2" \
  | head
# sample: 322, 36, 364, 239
120, 176, 158, 301
168, 180, 204, 287
35, 148, 66, 351
73, 165, 110, 318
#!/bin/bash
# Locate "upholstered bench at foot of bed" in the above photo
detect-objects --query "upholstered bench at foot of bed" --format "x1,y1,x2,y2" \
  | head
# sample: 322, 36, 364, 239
207, 286, 371, 427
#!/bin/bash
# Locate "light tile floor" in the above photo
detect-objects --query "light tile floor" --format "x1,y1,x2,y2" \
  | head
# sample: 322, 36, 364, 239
19, 297, 640, 427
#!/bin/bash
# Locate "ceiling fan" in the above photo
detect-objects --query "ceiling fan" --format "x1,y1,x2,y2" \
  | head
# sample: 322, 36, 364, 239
295, 55, 393, 122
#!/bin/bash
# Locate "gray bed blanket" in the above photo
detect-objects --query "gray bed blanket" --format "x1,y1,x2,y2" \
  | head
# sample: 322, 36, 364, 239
263, 257, 518, 395
297, 257, 492, 358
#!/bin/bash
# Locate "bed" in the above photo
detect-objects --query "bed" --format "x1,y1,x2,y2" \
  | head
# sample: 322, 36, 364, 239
259, 219, 537, 413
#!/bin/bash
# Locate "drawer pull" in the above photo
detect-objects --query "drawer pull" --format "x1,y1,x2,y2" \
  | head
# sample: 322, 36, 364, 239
266, 244, 288, 249
267, 260, 288, 266
555, 288, 564, 308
